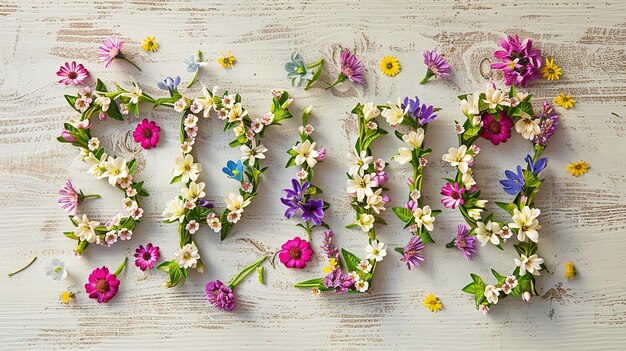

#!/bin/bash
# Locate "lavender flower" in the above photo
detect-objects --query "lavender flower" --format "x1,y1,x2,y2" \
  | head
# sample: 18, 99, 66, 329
326, 49, 364, 89
205, 280, 236, 311
491, 35, 542, 87
323, 267, 354, 294
280, 179, 309, 219
157, 76, 181, 94
300, 199, 324, 226
533, 101, 559, 145
420, 50, 451, 84
403, 96, 438, 125
58, 180, 79, 215
455, 224, 477, 260
400, 236, 425, 270
321, 230, 339, 260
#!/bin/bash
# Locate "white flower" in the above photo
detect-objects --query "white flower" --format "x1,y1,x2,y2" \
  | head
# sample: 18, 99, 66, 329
208, 218, 222, 232
505, 275, 518, 289
95, 94, 111, 112
173, 154, 202, 183
515, 112, 541, 140
186, 220, 200, 234
483, 83, 506, 109
296, 170, 308, 180
460, 93, 480, 116
174, 97, 189, 113
122, 197, 137, 210
475, 220, 503, 247
393, 147, 413, 165
484, 285, 500, 304
163, 198, 185, 223
222, 94, 235, 109
500, 226, 512, 240
126, 188, 137, 197
364, 188, 386, 214
356, 213, 375, 232
46, 258, 68, 281
88, 137, 100, 151
365, 240, 387, 262
462, 171, 477, 190
403, 129, 424, 149
225, 193, 251, 213
130, 207, 143, 220
74, 214, 99, 243
362, 101, 380, 121
120, 84, 142, 104
261, 112, 274, 125
410, 189, 421, 201
181, 181, 206, 202
475, 199, 488, 208
381, 98, 406, 126
442, 145, 473, 174
346, 173, 377, 202
514, 254, 544, 276
522, 291, 532, 302
468, 208, 483, 220
175, 243, 200, 269
347, 149, 373, 176
233, 122, 245, 137
509, 206, 541, 242
293, 140, 319, 168
501, 284, 512, 295
251, 118, 264, 133
184, 115, 198, 128
357, 259, 372, 273
118, 228, 132, 240
227, 102, 248, 123
455, 123, 465, 134
354, 279, 369, 292
413, 205, 435, 231
471, 115, 483, 127
240, 139, 268, 165
192, 85, 219, 117
103, 157, 129, 186
227, 210, 242, 223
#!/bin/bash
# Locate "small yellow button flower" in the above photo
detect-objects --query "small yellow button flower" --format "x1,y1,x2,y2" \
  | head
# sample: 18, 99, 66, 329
379, 56, 401, 77
60, 290, 75, 304
218, 51, 236, 68
555, 93, 576, 109
565, 261, 576, 280
540, 58, 562, 81
323, 257, 337, 274
141, 36, 158, 52
424, 293, 442, 312
567, 160, 589, 177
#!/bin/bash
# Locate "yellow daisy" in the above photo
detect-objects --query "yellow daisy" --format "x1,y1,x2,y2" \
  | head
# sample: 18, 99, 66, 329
555, 93, 576, 109
424, 293, 442, 312
566, 160, 589, 177
540, 58, 562, 81
218, 51, 236, 68
141, 36, 158, 52
380, 56, 401, 77
60, 290, 75, 304
565, 261, 576, 280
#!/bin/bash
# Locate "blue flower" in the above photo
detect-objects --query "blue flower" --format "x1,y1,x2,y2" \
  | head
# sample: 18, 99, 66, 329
285, 52, 314, 88
157, 76, 181, 93
184, 54, 207, 73
222, 160, 243, 181
525, 154, 547, 175
500, 165, 525, 195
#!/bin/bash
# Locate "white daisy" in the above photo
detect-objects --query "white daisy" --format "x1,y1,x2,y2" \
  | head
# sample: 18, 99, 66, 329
365, 240, 387, 262
175, 243, 200, 269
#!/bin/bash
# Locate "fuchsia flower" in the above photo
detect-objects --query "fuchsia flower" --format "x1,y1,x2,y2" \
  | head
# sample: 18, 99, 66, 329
85, 266, 121, 303
420, 50, 451, 84
60, 130, 76, 142
441, 182, 465, 209
400, 236, 425, 270
205, 280, 236, 311
279, 236, 314, 269
133, 119, 160, 149
56, 61, 89, 85
455, 224, 477, 260
480, 111, 513, 145
491, 35, 542, 87
98, 36, 141, 70
326, 49, 364, 89
134, 243, 160, 271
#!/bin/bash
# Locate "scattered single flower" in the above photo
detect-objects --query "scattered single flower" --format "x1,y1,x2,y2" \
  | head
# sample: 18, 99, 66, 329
134, 243, 160, 271
565, 261, 576, 280
540, 57, 562, 80
84, 258, 126, 303
133, 118, 160, 149
98, 36, 141, 70
554, 93, 576, 109
218, 51, 236, 68
56, 61, 89, 85
279, 236, 314, 269
420, 50, 450, 84
566, 160, 589, 177
379, 55, 401, 77
424, 293, 442, 312
141, 36, 158, 52
326, 49, 364, 89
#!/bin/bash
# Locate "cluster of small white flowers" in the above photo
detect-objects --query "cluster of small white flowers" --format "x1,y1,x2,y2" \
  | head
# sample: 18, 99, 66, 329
483, 275, 520, 305
346, 151, 388, 232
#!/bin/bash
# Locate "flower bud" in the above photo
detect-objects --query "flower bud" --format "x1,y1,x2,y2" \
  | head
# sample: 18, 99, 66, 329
304, 105, 313, 115
61, 130, 76, 142
316, 148, 327, 161
522, 291, 531, 302
406, 177, 414, 186
281, 98, 294, 109
381, 194, 391, 203
99, 112, 107, 120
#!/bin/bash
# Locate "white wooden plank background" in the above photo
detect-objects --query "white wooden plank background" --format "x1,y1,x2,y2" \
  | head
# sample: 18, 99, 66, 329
1, 0, 625, 349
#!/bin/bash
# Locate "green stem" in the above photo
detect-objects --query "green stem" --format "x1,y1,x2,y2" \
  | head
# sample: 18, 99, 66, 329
228, 256, 267, 289
324, 74, 347, 90
187, 50, 203, 89
419, 69, 435, 84
81, 194, 101, 201
118, 56, 142, 71
8, 256, 37, 277
114, 257, 128, 275
305, 222, 312, 243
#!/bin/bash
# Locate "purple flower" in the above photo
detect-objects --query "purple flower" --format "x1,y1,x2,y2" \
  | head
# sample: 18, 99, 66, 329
525, 154, 547, 175
280, 179, 309, 218
60, 130, 76, 142
454, 224, 477, 260
405, 200, 419, 212
534, 101, 559, 145
321, 230, 339, 260
198, 199, 215, 209
323, 267, 354, 294
420, 50, 451, 84
371, 171, 388, 186
300, 199, 324, 226
205, 280, 236, 311
317, 147, 327, 161
400, 236, 425, 270
441, 182, 465, 209
326, 49, 364, 89
491, 35, 542, 87
403, 96, 437, 125
500, 165, 525, 195
58, 180, 79, 215
134, 243, 160, 271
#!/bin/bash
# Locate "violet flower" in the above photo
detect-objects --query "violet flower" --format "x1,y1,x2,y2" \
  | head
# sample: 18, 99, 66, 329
403, 96, 438, 125
525, 154, 547, 175
300, 199, 325, 226
454, 224, 477, 260
500, 165, 525, 195
280, 179, 309, 219
98, 36, 141, 71
400, 236, 425, 270
533, 101, 559, 145
491, 35, 542, 87
205, 280, 236, 311
326, 49, 364, 89
321, 230, 339, 260
323, 267, 354, 294
420, 50, 451, 84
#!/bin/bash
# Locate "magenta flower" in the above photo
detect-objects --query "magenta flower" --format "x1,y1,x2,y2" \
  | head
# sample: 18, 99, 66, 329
58, 180, 79, 215
85, 266, 120, 303
454, 224, 477, 260
326, 49, 364, 89
56, 61, 89, 85
480, 111, 513, 145
134, 243, 160, 271
59, 130, 76, 142
441, 182, 465, 209
205, 280, 236, 311
491, 35, 542, 87
133, 118, 160, 149
420, 50, 451, 84
98, 36, 141, 71
400, 236, 425, 270
279, 236, 314, 269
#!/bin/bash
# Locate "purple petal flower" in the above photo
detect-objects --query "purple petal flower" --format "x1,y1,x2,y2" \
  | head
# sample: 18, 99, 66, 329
321, 230, 339, 260
58, 180, 79, 215
454, 224, 477, 260
205, 280, 236, 311
403, 96, 437, 125
340, 49, 364, 84
533, 101, 559, 145
491, 35, 542, 87
420, 50, 450, 84
280, 179, 310, 218
300, 199, 324, 226
400, 236, 425, 270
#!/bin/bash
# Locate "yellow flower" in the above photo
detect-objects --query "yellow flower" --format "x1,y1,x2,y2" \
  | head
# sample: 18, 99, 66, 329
141, 36, 158, 52
567, 160, 589, 177
540, 58, 562, 81
60, 290, 75, 304
323, 258, 337, 274
218, 51, 236, 68
565, 261, 576, 280
379, 56, 401, 77
555, 93, 576, 109
424, 293, 442, 312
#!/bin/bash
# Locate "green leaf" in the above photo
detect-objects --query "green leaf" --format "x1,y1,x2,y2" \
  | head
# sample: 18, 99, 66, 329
523, 169, 542, 188
128, 159, 136, 174
418, 230, 435, 244
341, 248, 362, 272
464, 126, 481, 139
304, 186, 322, 195
392, 207, 413, 223
495, 201, 517, 215
64, 95, 79, 111
170, 175, 182, 184
220, 220, 233, 241
491, 269, 506, 285
63, 231, 78, 240
294, 277, 325, 289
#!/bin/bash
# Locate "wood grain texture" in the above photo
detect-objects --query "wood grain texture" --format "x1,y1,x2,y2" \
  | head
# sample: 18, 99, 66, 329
1, 0, 625, 349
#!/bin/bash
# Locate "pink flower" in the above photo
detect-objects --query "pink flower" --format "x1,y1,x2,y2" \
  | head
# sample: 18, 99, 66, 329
58, 180, 79, 215
84, 266, 120, 303
56, 61, 89, 85
134, 243, 160, 271
133, 119, 160, 149
98, 36, 125, 68
60, 130, 76, 142
316, 148, 327, 161
480, 112, 513, 145
279, 236, 314, 269
441, 182, 465, 209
